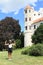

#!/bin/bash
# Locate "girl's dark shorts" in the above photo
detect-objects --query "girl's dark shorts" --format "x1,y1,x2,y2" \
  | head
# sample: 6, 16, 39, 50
8, 48, 12, 53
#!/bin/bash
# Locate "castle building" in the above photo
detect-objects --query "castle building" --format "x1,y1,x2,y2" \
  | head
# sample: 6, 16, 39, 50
24, 5, 43, 47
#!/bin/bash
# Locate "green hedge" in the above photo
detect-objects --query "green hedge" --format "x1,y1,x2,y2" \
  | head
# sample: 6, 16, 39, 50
21, 48, 29, 55
22, 44, 43, 56
29, 44, 43, 56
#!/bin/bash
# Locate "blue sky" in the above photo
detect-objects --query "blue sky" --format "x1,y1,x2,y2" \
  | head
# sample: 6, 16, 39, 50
0, 0, 43, 31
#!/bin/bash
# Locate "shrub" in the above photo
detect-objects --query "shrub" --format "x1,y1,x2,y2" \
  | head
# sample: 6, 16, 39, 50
15, 39, 21, 48
22, 44, 43, 56
29, 44, 43, 56
21, 47, 29, 55
22, 49, 28, 55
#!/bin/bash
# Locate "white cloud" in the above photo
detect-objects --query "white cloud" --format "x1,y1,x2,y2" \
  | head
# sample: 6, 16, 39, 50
0, 0, 38, 14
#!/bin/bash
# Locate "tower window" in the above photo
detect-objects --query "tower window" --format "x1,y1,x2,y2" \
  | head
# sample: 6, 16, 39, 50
29, 10, 31, 13
34, 25, 36, 29
34, 14, 36, 16
25, 18, 27, 21
25, 10, 27, 13
29, 17, 31, 21
25, 26, 27, 30
38, 13, 40, 15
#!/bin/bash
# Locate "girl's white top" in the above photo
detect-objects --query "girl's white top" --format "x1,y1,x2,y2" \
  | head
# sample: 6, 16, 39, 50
8, 44, 12, 48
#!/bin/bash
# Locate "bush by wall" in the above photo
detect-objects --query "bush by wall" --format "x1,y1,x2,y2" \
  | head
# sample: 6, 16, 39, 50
29, 44, 43, 56
21, 48, 29, 55
22, 44, 43, 56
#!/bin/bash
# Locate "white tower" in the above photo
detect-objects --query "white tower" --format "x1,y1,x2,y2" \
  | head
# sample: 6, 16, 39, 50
24, 5, 34, 47
24, 5, 43, 47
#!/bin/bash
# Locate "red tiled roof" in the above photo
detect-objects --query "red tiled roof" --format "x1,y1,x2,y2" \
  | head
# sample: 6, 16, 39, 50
32, 17, 43, 24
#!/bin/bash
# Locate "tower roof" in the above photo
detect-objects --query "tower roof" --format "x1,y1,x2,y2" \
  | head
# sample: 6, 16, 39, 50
25, 5, 33, 10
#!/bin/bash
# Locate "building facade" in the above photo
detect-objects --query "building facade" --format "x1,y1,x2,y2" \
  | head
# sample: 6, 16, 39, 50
24, 5, 43, 47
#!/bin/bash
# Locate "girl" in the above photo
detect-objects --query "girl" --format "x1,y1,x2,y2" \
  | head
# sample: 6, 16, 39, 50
5, 40, 15, 60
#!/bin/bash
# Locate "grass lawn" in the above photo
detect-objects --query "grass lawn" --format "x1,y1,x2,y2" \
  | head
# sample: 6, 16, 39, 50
0, 48, 43, 65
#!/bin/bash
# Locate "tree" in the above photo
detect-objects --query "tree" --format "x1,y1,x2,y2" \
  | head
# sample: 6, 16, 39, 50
19, 32, 24, 47
15, 32, 24, 48
32, 24, 43, 44
0, 17, 21, 50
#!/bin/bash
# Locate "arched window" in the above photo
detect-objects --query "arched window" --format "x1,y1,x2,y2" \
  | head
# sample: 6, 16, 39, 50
29, 17, 31, 21
25, 10, 27, 13
25, 18, 27, 21
25, 26, 27, 30
29, 10, 31, 13
34, 25, 36, 29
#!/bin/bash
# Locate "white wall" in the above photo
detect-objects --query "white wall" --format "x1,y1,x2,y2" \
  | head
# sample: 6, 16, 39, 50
24, 32, 33, 47
24, 6, 43, 47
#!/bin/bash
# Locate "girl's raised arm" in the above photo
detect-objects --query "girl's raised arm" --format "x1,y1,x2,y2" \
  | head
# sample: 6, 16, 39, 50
12, 41, 16, 46
5, 40, 9, 45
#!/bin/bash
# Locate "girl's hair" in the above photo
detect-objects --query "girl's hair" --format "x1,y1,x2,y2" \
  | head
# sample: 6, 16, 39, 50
6, 39, 12, 44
